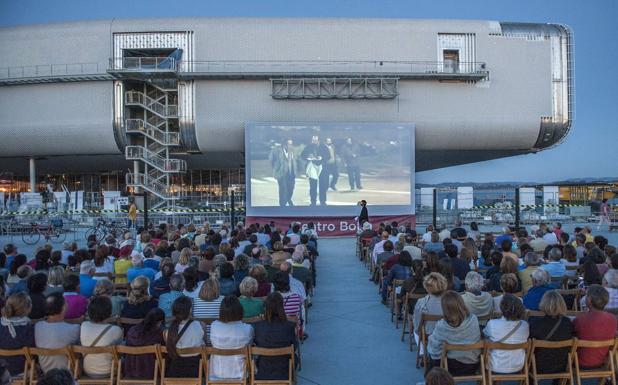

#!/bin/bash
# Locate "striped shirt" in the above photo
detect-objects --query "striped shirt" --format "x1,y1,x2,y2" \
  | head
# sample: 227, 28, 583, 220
192, 296, 224, 343
281, 292, 302, 318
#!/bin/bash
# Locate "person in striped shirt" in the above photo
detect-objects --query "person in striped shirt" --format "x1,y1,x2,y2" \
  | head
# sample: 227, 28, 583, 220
192, 277, 224, 342
273, 271, 302, 319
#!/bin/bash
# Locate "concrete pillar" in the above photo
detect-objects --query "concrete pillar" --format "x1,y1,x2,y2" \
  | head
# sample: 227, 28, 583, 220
29, 158, 36, 193
133, 161, 140, 193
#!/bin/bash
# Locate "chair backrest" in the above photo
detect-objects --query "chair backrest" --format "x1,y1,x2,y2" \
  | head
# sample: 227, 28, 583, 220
71, 345, 117, 357
158, 345, 204, 385
484, 340, 530, 363
115, 344, 161, 384
574, 338, 615, 349
249, 346, 294, 385
0, 348, 30, 378
530, 338, 576, 350
242, 316, 263, 324
115, 344, 159, 355
392, 279, 406, 286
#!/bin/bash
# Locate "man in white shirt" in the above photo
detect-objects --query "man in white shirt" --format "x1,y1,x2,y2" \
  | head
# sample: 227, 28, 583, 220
542, 229, 559, 245
421, 225, 434, 244
402, 233, 422, 260
371, 231, 389, 264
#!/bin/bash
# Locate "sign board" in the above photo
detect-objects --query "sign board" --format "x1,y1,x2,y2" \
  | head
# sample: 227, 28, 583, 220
519, 187, 536, 207
456, 187, 473, 209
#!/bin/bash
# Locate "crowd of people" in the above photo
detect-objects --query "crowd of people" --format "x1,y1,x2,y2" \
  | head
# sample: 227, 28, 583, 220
361, 220, 618, 380
0, 220, 318, 383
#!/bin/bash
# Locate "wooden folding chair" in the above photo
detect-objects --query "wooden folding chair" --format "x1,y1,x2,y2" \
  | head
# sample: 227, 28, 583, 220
483, 340, 531, 385
286, 315, 302, 371
529, 338, 576, 385
0, 347, 31, 385
115, 344, 160, 385
249, 345, 295, 385
70, 345, 117, 385
242, 316, 263, 324
557, 289, 582, 311
158, 346, 204, 385
389, 279, 405, 325
400, 293, 425, 347
416, 313, 443, 369
440, 341, 486, 385
27, 347, 73, 385
573, 338, 617, 385
360, 237, 373, 269
203, 346, 250, 385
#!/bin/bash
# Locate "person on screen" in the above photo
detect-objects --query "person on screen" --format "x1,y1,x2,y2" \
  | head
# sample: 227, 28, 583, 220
340, 137, 362, 190
268, 139, 296, 207
301, 135, 331, 206
324, 138, 339, 191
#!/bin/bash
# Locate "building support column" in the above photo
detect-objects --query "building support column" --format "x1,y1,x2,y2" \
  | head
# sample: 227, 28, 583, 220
29, 158, 36, 193
133, 161, 140, 194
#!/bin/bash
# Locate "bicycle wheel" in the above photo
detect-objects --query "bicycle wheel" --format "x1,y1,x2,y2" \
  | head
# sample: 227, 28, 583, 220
85, 227, 99, 241
51, 228, 66, 243
22, 229, 40, 245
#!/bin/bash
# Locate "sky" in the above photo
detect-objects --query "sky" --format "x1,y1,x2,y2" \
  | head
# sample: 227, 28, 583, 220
0, 0, 616, 184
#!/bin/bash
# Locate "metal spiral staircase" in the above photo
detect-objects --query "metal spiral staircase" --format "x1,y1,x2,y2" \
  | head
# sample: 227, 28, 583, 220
123, 81, 185, 208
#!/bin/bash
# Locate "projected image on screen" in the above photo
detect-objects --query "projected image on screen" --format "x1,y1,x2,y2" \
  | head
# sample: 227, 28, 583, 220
245, 122, 415, 216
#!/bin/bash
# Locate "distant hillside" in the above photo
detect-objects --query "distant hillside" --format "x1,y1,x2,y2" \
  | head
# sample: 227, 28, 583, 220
416, 177, 618, 189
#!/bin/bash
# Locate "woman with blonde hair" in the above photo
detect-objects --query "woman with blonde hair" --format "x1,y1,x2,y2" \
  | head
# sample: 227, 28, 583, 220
0, 292, 35, 375
43, 266, 65, 296
193, 277, 224, 319
92, 279, 127, 316
428, 291, 481, 375
120, 276, 158, 320
175, 247, 192, 273
529, 290, 574, 374
412, 272, 447, 347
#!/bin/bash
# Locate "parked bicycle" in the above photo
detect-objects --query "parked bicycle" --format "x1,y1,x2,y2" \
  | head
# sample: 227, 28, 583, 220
22, 219, 66, 245
85, 217, 129, 241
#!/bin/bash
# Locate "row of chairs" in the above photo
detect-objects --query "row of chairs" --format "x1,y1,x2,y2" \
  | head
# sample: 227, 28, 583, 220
0, 344, 295, 385
436, 337, 618, 385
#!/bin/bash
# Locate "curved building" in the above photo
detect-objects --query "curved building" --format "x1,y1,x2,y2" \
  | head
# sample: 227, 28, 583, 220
0, 18, 573, 202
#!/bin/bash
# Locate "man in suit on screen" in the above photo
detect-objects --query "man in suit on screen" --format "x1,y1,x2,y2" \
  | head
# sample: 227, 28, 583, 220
269, 139, 296, 207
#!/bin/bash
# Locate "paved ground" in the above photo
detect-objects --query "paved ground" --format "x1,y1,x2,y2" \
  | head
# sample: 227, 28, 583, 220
297, 237, 422, 385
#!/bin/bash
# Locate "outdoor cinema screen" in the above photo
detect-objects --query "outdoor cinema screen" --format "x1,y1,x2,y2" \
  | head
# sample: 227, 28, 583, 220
245, 122, 415, 217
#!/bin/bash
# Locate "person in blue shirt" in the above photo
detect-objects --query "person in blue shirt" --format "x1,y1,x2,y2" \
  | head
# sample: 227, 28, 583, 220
540, 247, 566, 279
523, 269, 555, 310
4, 244, 18, 270
495, 227, 514, 249
8, 265, 33, 295
158, 273, 185, 318
79, 260, 97, 298
127, 252, 157, 283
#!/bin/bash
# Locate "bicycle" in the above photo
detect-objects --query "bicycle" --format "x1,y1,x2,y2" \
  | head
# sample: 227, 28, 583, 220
22, 219, 66, 245
85, 217, 129, 241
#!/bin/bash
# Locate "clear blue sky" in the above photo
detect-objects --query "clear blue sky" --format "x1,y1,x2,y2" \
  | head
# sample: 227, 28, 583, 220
1, 0, 616, 184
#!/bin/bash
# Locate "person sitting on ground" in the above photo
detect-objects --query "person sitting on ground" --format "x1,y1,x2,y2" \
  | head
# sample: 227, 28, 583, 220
79, 296, 124, 378
127, 252, 156, 283
62, 274, 88, 319
209, 295, 254, 381
483, 294, 530, 374
164, 296, 205, 377
541, 247, 566, 279
523, 269, 554, 310
412, 273, 448, 345
34, 293, 80, 373
427, 290, 481, 375
573, 284, 618, 369
239, 277, 264, 318
381, 250, 412, 303
44, 267, 65, 297
124, 308, 165, 379
253, 292, 298, 380
460, 271, 493, 325
488, 256, 521, 293
0, 292, 35, 376
250, 265, 272, 297
493, 273, 521, 310
27, 273, 48, 320
529, 290, 574, 374
218, 262, 237, 296
121, 276, 158, 321
159, 273, 185, 318
425, 367, 454, 385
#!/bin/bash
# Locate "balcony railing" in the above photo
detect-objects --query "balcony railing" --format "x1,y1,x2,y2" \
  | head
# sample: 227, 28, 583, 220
109, 57, 178, 72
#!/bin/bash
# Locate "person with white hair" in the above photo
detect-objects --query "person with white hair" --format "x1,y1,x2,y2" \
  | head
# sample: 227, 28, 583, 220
460, 271, 494, 324
60, 242, 74, 266
580, 269, 618, 310
540, 247, 566, 278
78, 260, 97, 298
522, 269, 553, 310
127, 252, 156, 283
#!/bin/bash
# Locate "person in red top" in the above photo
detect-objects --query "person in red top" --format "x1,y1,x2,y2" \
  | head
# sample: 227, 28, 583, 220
573, 284, 618, 368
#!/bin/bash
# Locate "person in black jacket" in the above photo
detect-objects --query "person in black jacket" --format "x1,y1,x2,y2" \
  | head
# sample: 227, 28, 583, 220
358, 200, 369, 226
529, 290, 574, 373
0, 292, 35, 376
28, 273, 48, 320
300, 135, 331, 206
252, 292, 298, 380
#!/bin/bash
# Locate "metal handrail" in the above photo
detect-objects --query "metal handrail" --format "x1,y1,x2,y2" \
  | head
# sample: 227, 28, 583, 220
126, 173, 181, 199
125, 146, 187, 173
109, 57, 177, 71
0, 63, 102, 80
125, 91, 178, 118
125, 118, 180, 146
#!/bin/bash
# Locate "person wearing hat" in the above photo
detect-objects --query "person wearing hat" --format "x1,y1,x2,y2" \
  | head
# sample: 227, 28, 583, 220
78, 260, 97, 298
127, 252, 156, 283
114, 246, 134, 284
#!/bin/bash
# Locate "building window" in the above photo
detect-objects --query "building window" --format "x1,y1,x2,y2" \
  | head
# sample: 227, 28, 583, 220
437, 33, 476, 73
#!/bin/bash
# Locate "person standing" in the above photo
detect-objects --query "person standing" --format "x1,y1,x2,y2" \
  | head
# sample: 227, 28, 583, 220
324, 138, 339, 191
301, 135, 330, 206
598, 198, 611, 230
268, 139, 296, 207
128, 199, 138, 229
340, 137, 362, 190
358, 200, 369, 226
